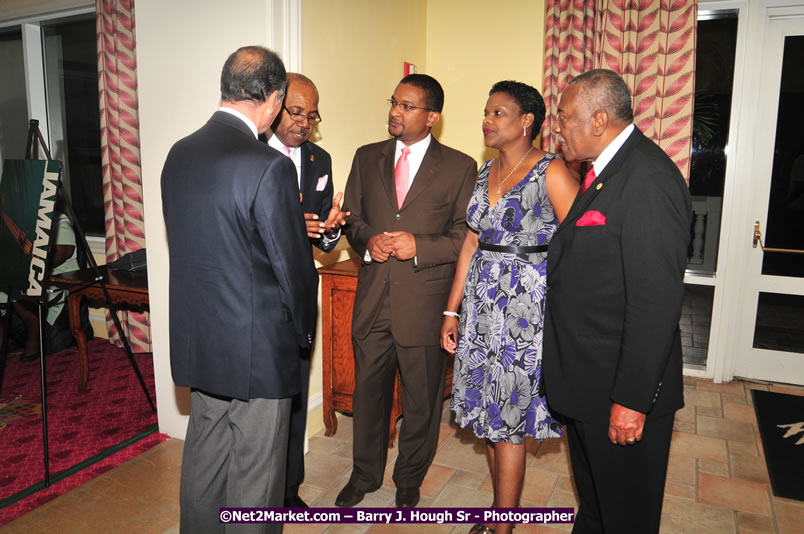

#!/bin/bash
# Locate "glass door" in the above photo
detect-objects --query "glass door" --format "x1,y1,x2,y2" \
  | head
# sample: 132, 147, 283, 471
733, 15, 804, 384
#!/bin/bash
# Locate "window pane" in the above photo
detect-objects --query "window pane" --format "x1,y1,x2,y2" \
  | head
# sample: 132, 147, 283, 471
753, 292, 804, 354
0, 29, 27, 162
761, 36, 804, 278
42, 17, 104, 236
687, 13, 738, 274
681, 284, 714, 369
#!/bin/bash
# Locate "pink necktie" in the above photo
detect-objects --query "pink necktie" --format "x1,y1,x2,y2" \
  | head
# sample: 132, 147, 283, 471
282, 145, 292, 158
395, 146, 410, 209
582, 166, 596, 194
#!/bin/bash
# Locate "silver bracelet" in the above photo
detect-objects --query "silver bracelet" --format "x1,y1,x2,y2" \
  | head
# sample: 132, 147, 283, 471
442, 311, 459, 318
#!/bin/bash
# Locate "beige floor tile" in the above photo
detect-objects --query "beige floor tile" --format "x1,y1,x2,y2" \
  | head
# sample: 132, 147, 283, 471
659, 495, 737, 534
673, 421, 697, 433
436, 423, 458, 451
284, 521, 328, 534
528, 437, 571, 475
513, 523, 568, 534
554, 475, 576, 495
328, 414, 357, 442
666, 453, 696, 485
520, 468, 559, 506
722, 394, 749, 406
729, 453, 770, 485
308, 434, 349, 455
724, 402, 758, 426
728, 439, 759, 457
420, 464, 457, 499
665, 481, 696, 500
432, 437, 490, 474
544, 490, 577, 532
736, 511, 776, 533
685, 387, 723, 410
773, 498, 804, 534
683, 375, 698, 386
325, 524, 370, 534
698, 472, 771, 516
696, 379, 747, 398
698, 403, 724, 418
303, 450, 354, 490
675, 403, 695, 423
699, 458, 730, 477
697, 415, 755, 443
430, 483, 493, 508
369, 522, 453, 534
448, 469, 489, 490
669, 431, 728, 462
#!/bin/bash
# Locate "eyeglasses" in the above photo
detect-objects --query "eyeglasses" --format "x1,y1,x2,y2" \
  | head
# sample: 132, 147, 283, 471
284, 106, 322, 124
387, 99, 434, 113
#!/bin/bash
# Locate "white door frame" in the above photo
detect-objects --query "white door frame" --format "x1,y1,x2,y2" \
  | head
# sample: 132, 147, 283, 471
709, 0, 804, 383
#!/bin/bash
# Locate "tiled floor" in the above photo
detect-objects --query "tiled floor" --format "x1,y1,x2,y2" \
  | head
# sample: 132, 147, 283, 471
3, 378, 803, 533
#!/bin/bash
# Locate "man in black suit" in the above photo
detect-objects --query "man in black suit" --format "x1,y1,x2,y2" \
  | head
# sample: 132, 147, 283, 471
161, 46, 317, 533
543, 69, 691, 533
267, 73, 348, 508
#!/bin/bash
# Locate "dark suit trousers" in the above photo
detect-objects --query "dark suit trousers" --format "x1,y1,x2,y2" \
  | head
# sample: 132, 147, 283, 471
349, 293, 446, 491
565, 412, 675, 534
285, 347, 311, 499
180, 390, 290, 534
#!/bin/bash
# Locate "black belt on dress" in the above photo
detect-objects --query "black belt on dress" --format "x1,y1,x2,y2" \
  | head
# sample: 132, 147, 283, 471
478, 242, 548, 254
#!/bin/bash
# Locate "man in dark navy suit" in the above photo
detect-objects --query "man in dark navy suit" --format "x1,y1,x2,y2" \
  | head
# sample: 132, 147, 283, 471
162, 46, 317, 534
543, 69, 691, 533
267, 73, 348, 508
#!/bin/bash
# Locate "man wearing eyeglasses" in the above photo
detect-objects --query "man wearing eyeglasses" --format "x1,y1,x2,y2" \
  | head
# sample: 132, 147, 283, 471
266, 72, 348, 508
338, 74, 477, 509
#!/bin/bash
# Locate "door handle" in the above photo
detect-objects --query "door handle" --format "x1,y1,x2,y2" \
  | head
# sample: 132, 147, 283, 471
753, 221, 804, 254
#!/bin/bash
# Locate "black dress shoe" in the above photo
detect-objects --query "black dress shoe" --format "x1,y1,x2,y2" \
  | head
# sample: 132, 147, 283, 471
395, 487, 420, 508
284, 495, 308, 508
335, 483, 366, 508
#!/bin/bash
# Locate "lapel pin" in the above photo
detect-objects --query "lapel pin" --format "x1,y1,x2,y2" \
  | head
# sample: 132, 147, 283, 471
310, 154, 315, 162
596, 183, 602, 191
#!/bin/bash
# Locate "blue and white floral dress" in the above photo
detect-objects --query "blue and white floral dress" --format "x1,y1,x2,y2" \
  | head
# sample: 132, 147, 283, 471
451, 154, 563, 444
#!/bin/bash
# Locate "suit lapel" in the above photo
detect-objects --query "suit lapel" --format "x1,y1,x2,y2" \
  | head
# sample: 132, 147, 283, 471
556, 128, 642, 231
549, 128, 643, 274
401, 138, 441, 209
378, 139, 398, 210
300, 143, 314, 198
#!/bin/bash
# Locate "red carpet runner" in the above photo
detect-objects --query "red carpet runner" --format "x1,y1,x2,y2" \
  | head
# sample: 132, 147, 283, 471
0, 339, 167, 525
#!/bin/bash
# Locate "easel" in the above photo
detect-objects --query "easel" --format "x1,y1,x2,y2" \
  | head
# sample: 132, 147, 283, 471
0, 120, 155, 488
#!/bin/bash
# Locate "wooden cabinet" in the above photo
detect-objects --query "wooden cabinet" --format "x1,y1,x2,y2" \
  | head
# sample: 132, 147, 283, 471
319, 258, 453, 448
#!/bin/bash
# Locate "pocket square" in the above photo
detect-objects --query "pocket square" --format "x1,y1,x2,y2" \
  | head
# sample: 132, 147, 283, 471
316, 174, 329, 191
576, 210, 606, 226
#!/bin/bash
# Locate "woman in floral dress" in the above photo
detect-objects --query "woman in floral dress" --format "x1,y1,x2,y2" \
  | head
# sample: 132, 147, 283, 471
441, 81, 578, 534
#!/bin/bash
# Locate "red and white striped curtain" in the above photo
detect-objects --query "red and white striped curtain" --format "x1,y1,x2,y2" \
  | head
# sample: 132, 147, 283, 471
97, 0, 151, 351
542, 0, 697, 182
542, 0, 597, 155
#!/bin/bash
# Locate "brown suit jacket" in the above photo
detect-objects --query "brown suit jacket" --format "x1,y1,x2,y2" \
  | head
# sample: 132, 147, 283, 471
343, 137, 477, 347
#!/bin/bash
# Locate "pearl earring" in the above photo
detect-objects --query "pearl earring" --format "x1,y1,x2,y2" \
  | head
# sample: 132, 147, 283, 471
523, 126, 527, 137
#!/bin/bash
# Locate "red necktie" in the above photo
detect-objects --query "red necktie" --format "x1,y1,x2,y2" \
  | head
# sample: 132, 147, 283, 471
395, 146, 410, 209
582, 166, 596, 194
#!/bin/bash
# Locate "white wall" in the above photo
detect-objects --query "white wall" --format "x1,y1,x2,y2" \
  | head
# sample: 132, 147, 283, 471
136, 0, 278, 438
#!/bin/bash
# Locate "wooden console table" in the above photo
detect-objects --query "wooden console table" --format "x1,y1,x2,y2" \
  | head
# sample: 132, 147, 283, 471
319, 258, 453, 448
50, 265, 149, 392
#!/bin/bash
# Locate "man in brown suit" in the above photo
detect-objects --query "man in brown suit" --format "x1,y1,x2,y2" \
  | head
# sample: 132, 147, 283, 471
337, 74, 477, 508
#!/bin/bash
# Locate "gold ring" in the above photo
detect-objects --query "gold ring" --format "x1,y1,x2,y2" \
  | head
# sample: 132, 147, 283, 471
626, 438, 636, 444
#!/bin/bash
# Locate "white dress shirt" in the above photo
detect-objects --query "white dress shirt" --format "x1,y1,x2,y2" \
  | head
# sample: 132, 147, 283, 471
592, 123, 635, 177
218, 106, 258, 138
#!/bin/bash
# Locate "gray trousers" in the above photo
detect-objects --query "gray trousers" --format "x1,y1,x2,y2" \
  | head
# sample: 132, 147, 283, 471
180, 389, 291, 534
